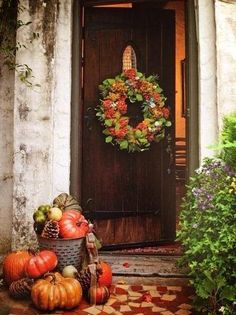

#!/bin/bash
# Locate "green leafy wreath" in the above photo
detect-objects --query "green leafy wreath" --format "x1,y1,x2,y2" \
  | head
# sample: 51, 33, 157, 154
96, 68, 171, 152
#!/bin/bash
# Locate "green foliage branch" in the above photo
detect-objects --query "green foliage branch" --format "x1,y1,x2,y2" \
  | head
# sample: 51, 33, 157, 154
0, 0, 40, 88
177, 113, 236, 315
219, 113, 236, 170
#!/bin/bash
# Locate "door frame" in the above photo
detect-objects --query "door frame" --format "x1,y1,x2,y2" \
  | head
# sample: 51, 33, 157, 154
70, 0, 199, 202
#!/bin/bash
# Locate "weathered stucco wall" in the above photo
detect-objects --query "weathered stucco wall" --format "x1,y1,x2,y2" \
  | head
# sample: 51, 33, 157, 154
197, 0, 236, 160
11, 0, 72, 250
0, 54, 14, 258
197, 0, 218, 160
215, 0, 236, 128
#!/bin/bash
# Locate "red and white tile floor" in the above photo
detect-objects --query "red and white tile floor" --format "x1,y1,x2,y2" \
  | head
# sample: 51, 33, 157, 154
0, 283, 196, 315
63, 284, 195, 315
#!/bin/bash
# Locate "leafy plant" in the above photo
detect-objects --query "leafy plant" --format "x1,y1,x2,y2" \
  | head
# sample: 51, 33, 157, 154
219, 113, 236, 170
177, 158, 236, 314
178, 113, 236, 314
0, 0, 40, 88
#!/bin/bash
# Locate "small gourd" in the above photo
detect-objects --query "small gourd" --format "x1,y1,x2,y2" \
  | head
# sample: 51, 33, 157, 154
53, 193, 82, 212
88, 285, 110, 304
98, 261, 112, 287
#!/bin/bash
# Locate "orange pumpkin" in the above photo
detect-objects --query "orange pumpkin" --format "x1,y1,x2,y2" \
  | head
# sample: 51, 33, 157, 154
3, 250, 33, 285
59, 210, 89, 239
88, 285, 110, 304
98, 261, 112, 287
25, 250, 58, 279
31, 272, 82, 311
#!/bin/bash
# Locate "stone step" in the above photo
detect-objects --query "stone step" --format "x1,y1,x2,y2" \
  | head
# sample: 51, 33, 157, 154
100, 252, 190, 286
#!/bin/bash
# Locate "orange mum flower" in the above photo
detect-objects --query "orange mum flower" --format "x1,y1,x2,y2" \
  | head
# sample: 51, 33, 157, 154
162, 107, 170, 119
112, 81, 127, 94
115, 128, 128, 139
105, 108, 116, 119
117, 99, 127, 114
136, 122, 148, 131
107, 92, 119, 102
124, 68, 137, 80
153, 92, 160, 102
119, 118, 129, 128
139, 80, 153, 94
103, 99, 112, 109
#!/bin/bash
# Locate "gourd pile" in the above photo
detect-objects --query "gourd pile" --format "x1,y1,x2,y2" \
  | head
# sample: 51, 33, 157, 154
33, 193, 88, 239
1, 193, 113, 311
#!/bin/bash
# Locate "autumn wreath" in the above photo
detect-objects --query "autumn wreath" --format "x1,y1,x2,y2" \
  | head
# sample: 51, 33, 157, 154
96, 68, 171, 152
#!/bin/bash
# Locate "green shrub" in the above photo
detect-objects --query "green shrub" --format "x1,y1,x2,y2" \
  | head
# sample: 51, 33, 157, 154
177, 158, 236, 314
219, 113, 236, 170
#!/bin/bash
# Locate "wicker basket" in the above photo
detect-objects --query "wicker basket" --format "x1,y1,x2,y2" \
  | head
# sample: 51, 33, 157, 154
37, 235, 85, 271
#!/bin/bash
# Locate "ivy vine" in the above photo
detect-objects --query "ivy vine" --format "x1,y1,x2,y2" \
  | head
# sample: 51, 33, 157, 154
0, 0, 40, 88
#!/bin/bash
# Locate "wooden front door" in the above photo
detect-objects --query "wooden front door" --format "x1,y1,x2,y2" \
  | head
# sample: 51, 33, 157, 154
82, 6, 175, 248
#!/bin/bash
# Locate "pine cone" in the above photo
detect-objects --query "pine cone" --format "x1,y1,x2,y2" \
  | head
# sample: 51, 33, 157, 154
41, 220, 59, 238
76, 268, 100, 294
9, 278, 34, 299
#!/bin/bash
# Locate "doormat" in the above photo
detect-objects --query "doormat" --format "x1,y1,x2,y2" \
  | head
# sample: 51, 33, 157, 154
113, 243, 183, 256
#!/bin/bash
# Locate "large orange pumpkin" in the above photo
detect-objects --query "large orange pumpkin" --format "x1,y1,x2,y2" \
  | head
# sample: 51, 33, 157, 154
98, 261, 112, 287
3, 250, 33, 285
31, 272, 82, 311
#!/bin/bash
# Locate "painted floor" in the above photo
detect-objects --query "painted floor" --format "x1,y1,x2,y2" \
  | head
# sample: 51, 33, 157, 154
0, 283, 196, 315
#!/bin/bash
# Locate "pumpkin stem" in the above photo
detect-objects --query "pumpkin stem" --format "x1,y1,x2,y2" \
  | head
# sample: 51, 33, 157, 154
74, 271, 79, 278
43, 272, 57, 284
27, 248, 38, 256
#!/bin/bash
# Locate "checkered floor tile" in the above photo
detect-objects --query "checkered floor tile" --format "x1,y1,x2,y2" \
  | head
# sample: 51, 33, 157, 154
62, 285, 195, 315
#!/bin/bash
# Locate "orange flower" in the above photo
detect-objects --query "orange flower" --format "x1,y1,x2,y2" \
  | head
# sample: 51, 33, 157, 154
107, 92, 119, 102
105, 108, 116, 119
115, 128, 128, 139
117, 99, 127, 114
153, 92, 160, 102
136, 121, 148, 131
162, 107, 170, 119
139, 80, 153, 94
112, 81, 127, 94
109, 128, 116, 136
124, 68, 137, 80
151, 107, 163, 118
119, 118, 129, 128
103, 99, 112, 109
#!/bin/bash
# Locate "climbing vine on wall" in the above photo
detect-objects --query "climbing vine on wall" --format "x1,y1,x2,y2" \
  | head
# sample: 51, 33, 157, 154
0, 0, 40, 87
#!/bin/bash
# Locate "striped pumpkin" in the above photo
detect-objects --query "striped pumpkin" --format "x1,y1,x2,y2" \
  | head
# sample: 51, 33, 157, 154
88, 285, 110, 304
